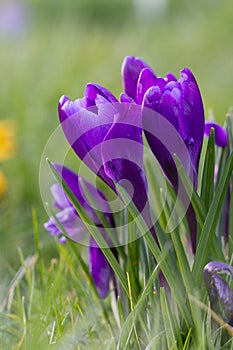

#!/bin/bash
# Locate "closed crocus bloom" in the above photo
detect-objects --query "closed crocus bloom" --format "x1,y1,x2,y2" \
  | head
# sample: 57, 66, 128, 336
204, 121, 227, 147
58, 83, 156, 239
122, 56, 204, 188
44, 163, 113, 298
58, 84, 118, 189
204, 261, 233, 326
122, 58, 205, 253
144, 68, 204, 188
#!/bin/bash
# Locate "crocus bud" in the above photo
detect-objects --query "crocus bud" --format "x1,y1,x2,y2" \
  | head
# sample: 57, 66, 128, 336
204, 261, 233, 325
204, 121, 227, 147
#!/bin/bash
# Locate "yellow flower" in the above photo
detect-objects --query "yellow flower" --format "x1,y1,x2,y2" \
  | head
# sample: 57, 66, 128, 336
0, 119, 15, 162
0, 119, 15, 198
0, 170, 7, 197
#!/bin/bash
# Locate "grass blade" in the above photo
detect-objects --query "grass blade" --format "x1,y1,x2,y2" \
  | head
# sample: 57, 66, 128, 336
200, 128, 215, 209
192, 151, 233, 284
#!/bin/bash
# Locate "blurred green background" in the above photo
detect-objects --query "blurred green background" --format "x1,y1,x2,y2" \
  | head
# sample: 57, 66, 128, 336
0, 0, 233, 276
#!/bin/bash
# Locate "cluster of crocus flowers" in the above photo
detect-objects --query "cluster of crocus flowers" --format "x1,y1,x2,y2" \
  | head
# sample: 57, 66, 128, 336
44, 55, 232, 323
0, 119, 15, 198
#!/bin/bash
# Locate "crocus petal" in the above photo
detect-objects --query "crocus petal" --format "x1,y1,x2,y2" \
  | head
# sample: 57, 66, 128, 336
101, 104, 158, 241
85, 83, 118, 105
58, 88, 120, 189
204, 121, 227, 147
53, 163, 86, 208
51, 183, 71, 210
204, 261, 233, 325
89, 237, 111, 298
143, 103, 197, 251
165, 73, 177, 82
44, 207, 88, 242
179, 68, 204, 180
143, 79, 181, 130
53, 163, 113, 224
136, 68, 157, 105
142, 101, 191, 190
119, 93, 135, 103
121, 56, 151, 101
102, 104, 147, 213
156, 80, 181, 129
58, 95, 90, 123
143, 68, 204, 188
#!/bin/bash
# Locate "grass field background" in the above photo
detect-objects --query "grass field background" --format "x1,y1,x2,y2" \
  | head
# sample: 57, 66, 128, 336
0, 1, 233, 347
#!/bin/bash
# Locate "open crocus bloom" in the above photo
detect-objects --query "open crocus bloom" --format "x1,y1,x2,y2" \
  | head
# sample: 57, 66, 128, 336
44, 163, 114, 298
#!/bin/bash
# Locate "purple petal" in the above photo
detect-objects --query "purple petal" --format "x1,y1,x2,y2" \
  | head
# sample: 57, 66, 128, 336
51, 183, 71, 210
179, 68, 205, 180
58, 236, 67, 244
101, 104, 155, 231
121, 56, 151, 101
85, 83, 118, 105
119, 93, 135, 103
58, 95, 90, 123
204, 121, 227, 147
89, 237, 111, 298
144, 68, 204, 188
136, 68, 157, 105
58, 92, 119, 189
143, 100, 192, 190
143, 79, 180, 130
165, 73, 177, 82
53, 163, 86, 208
54, 163, 110, 223
44, 206, 87, 242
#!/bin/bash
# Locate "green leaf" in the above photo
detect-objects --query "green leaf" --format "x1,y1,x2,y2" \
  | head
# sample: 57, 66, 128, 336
117, 264, 160, 350
200, 128, 215, 209
173, 154, 225, 262
228, 192, 233, 259
160, 288, 180, 350
173, 155, 206, 227
192, 151, 233, 284
116, 183, 193, 326
127, 215, 141, 300
32, 208, 45, 288
78, 177, 127, 261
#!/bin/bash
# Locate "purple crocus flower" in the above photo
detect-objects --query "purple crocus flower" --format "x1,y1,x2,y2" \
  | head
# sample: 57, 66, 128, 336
122, 56, 204, 188
44, 163, 114, 298
204, 121, 228, 147
58, 83, 157, 240
122, 56, 205, 252
204, 261, 233, 326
